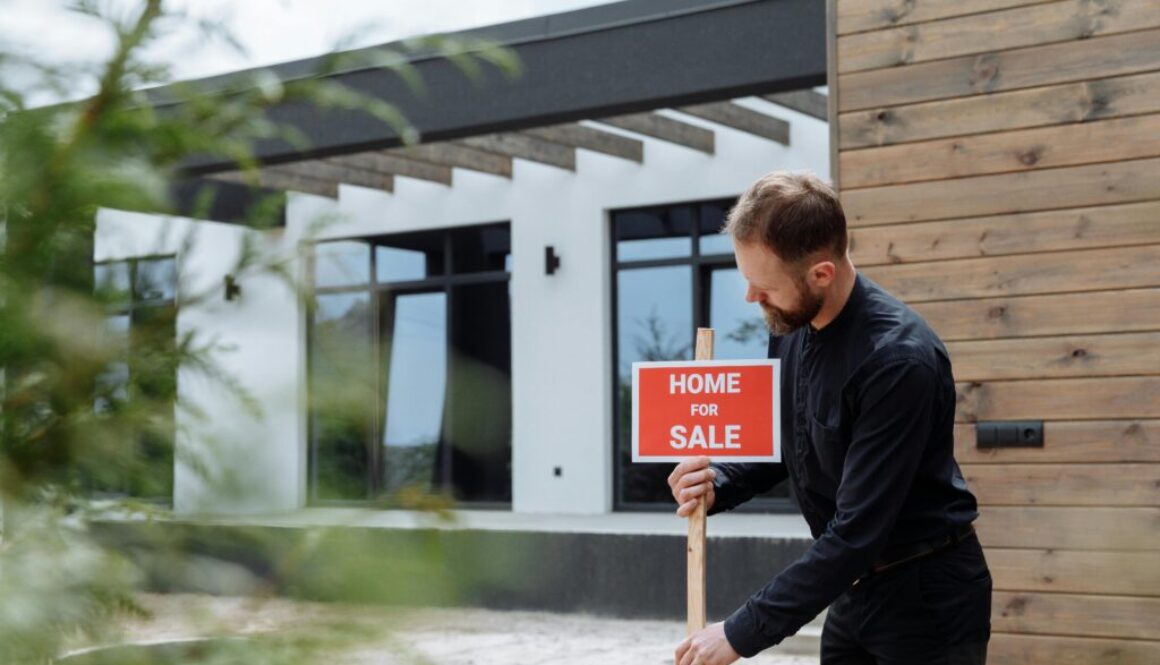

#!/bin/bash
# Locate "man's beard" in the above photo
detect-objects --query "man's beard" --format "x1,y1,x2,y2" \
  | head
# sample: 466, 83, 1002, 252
760, 284, 824, 336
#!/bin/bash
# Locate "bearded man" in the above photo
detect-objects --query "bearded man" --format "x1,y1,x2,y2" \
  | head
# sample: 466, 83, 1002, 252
670, 171, 991, 665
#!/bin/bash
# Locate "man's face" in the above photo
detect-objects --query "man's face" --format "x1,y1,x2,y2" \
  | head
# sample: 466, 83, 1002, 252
733, 239, 824, 336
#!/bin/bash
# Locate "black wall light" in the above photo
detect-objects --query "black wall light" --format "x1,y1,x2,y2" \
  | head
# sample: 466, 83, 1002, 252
223, 274, 242, 301
545, 245, 561, 275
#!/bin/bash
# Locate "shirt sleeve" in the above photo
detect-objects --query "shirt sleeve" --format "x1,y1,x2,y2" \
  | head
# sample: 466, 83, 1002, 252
708, 462, 789, 515
722, 357, 938, 657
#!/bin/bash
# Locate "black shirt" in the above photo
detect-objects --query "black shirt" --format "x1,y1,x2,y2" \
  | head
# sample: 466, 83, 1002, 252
710, 272, 979, 658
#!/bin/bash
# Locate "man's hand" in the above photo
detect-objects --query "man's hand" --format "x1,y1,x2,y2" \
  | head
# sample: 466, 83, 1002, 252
675, 622, 740, 665
668, 456, 716, 517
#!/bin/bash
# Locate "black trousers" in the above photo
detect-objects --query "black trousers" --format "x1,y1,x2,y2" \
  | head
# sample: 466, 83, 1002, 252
821, 533, 992, 665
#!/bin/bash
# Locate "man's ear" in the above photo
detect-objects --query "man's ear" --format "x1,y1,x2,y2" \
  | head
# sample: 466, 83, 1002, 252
808, 259, 836, 288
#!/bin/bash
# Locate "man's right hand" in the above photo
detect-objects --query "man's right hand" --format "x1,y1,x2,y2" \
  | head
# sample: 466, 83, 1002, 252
668, 456, 716, 517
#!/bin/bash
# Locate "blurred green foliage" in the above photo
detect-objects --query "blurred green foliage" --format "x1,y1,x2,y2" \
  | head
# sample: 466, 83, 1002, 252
0, 2, 519, 662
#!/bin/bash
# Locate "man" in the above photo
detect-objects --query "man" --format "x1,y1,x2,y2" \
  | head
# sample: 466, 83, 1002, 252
669, 171, 990, 665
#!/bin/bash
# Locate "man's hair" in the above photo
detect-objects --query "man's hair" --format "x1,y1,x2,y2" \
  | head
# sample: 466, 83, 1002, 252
723, 171, 848, 265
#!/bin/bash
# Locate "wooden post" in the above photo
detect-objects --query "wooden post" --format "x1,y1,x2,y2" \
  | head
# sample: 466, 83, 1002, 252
688, 327, 714, 636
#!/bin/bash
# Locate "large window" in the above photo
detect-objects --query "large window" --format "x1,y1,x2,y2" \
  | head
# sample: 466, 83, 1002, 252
90, 255, 178, 500
611, 200, 791, 511
308, 223, 512, 506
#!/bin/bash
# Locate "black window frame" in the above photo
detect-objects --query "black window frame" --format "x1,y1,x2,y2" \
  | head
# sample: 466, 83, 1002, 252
305, 222, 513, 509
609, 198, 794, 513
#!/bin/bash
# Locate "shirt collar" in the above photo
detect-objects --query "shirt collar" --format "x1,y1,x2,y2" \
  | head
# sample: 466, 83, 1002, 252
808, 272, 865, 342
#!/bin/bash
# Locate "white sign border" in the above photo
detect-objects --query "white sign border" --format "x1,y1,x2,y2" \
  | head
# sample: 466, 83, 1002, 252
631, 358, 781, 464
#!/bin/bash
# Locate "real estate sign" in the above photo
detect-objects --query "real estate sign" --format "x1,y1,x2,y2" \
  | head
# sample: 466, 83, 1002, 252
632, 359, 780, 463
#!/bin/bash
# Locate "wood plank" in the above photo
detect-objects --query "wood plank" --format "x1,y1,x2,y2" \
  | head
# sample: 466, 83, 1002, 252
760, 90, 828, 121
955, 376, 1160, 422
675, 102, 790, 145
388, 143, 512, 178
976, 506, 1160, 550
523, 124, 644, 162
837, 0, 1058, 36
326, 152, 452, 185
266, 162, 394, 192
913, 288, 1160, 342
988, 548, 1160, 597
954, 420, 1160, 464
989, 632, 1160, 665
595, 112, 715, 154
946, 332, 1160, 382
963, 463, 1160, 507
842, 113, 1160, 189
839, 28, 1160, 112
208, 170, 338, 199
840, 70, 1160, 149
863, 245, 1160, 303
842, 157, 1160, 226
839, 0, 1160, 74
458, 133, 576, 171
993, 591, 1160, 640
849, 201, 1160, 267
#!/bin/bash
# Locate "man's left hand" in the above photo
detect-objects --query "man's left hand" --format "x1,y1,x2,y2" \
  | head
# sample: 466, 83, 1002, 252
675, 622, 740, 665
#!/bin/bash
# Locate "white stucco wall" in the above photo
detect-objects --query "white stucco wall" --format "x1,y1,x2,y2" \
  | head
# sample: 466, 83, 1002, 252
95, 95, 828, 517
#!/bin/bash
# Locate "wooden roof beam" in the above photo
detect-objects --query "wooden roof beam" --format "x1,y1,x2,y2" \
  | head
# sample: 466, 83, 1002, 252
761, 90, 828, 121
523, 123, 644, 162
388, 143, 513, 179
326, 152, 452, 186
267, 161, 394, 193
458, 133, 576, 171
208, 170, 339, 199
676, 101, 790, 145
594, 112, 714, 154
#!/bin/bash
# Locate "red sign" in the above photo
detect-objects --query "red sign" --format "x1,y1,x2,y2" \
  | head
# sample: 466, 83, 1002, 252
632, 360, 780, 463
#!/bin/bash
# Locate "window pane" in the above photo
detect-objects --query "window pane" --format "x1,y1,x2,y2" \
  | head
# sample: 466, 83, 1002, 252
375, 231, 445, 282
381, 292, 447, 496
310, 292, 373, 500
95, 314, 130, 413
614, 206, 694, 262
450, 224, 511, 274
709, 268, 767, 360
699, 200, 734, 256
616, 266, 692, 505
447, 282, 512, 502
95, 262, 131, 305
314, 241, 370, 288
134, 257, 177, 301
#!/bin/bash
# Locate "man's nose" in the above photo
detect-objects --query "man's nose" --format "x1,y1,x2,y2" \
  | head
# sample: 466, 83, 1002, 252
744, 285, 759, 303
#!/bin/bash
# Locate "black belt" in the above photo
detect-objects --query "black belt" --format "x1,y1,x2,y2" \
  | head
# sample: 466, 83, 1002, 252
855, 523, 976, 584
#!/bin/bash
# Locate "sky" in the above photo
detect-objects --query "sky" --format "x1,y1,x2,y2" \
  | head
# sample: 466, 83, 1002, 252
0, 0, 620, 103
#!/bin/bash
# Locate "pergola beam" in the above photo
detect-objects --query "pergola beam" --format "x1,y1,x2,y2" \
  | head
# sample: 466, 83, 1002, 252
389, 143, 513, 178
594, 112, 715, 154
761, 90, 827, 121
208, 170, 339, 199
327, 152, 453, 185
459, 133, 576, 171
676, 102, 790, 145
267, 161, 395, 192
523, 123, 644, 163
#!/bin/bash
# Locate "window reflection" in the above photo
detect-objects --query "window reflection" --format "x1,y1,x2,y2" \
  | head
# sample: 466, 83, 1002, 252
381, 292, 446, 495
616, 266, 692, 505
311, 292, 373, 500
615, 206, 695, 261
134, 257, 177, 301
699, 201, 734, 256
375, 232, 444, 283
315, 241, 370, 288
710, 268, 767, 360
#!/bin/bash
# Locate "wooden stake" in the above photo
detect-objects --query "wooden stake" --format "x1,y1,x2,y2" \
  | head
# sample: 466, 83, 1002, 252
688, 327, 714, 636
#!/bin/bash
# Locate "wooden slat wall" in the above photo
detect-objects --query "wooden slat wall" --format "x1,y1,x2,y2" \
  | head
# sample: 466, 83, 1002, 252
831, 1, 1160, 661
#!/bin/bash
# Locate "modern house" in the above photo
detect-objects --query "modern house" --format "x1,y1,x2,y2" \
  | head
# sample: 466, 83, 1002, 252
96, 0, 1159, 661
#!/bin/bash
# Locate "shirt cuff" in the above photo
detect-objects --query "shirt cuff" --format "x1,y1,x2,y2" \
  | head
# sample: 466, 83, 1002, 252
723, 601, 778, 658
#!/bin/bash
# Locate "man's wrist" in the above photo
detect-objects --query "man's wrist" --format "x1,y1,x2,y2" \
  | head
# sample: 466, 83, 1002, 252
723, 603, 773, 658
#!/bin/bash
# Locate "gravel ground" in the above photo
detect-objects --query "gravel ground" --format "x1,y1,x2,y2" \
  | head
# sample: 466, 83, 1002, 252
109, 594, 820, 665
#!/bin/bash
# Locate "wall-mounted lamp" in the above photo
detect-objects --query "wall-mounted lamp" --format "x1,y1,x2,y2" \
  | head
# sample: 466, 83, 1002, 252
545, 245, 561, 275
224, 274, 242, 301
976, 420, 1043, 448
